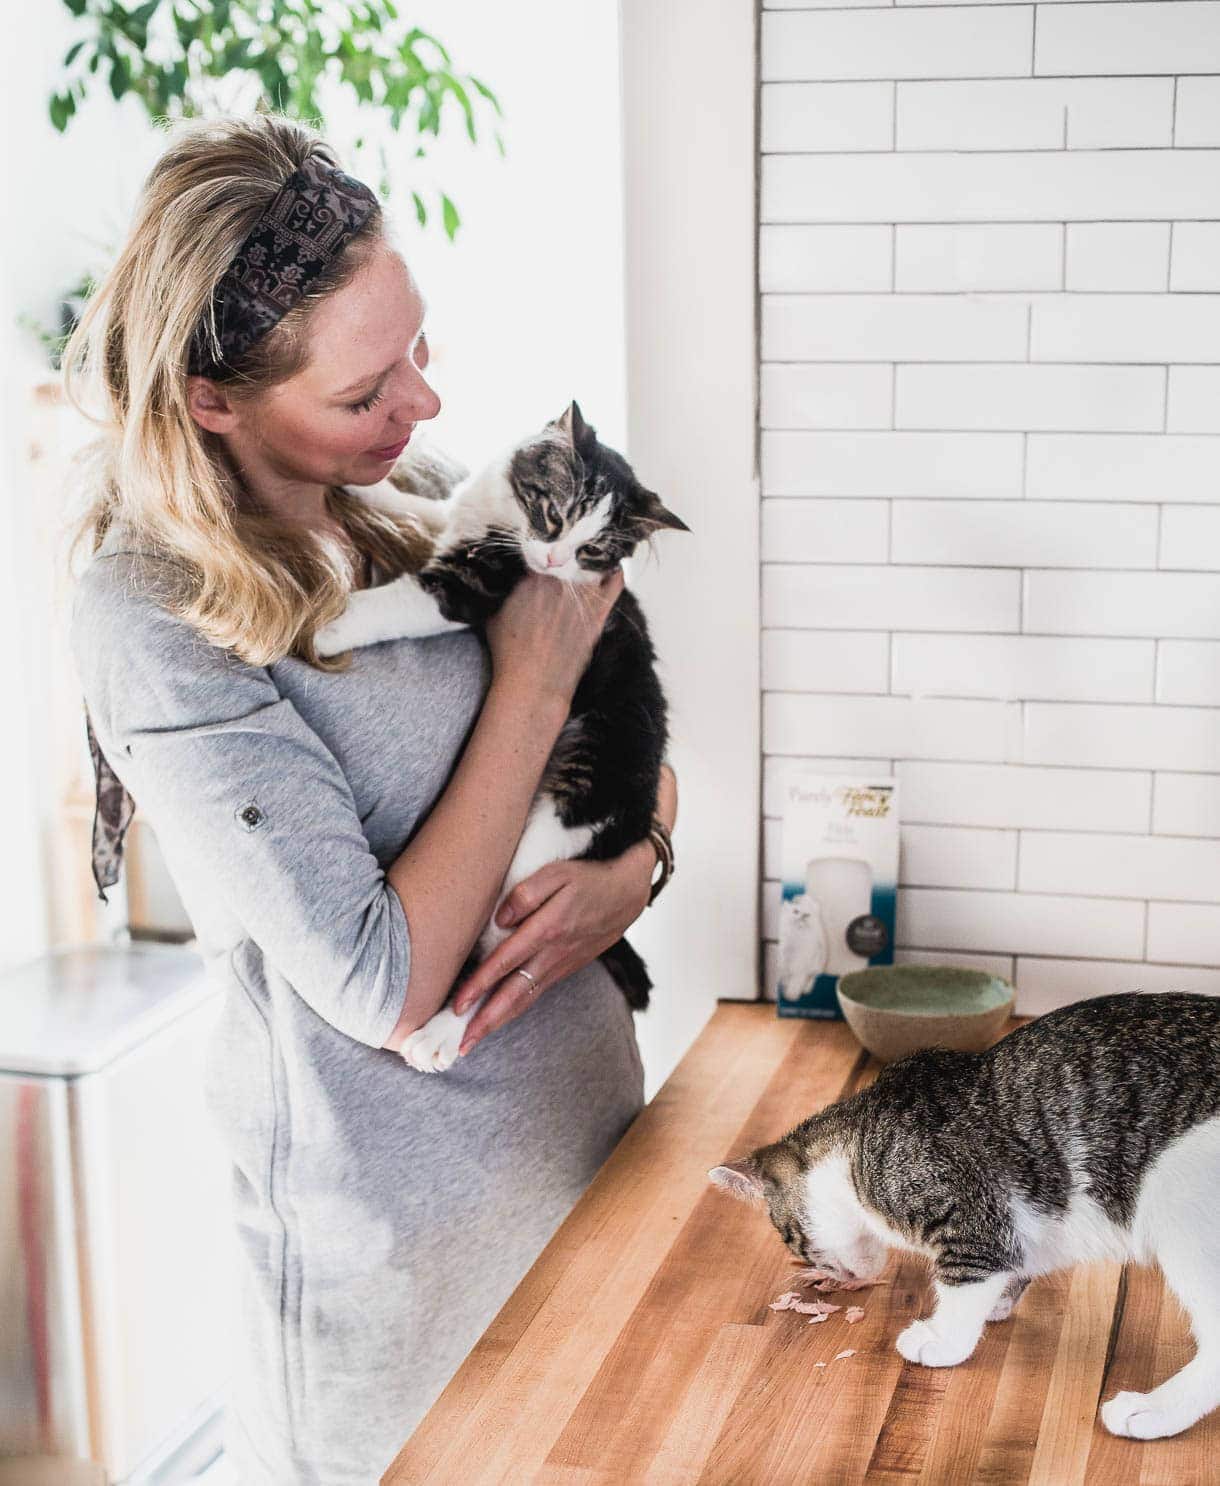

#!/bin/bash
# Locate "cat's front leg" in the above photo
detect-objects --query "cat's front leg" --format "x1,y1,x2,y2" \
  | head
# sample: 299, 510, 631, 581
314, 573, 467, 657
896, 1272, 1015, 1367
399, 992, 489, 1074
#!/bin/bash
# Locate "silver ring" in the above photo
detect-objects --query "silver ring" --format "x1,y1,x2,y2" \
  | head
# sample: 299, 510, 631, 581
513, 967, 538, 995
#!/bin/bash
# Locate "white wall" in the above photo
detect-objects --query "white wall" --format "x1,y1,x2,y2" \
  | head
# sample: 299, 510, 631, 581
0, 9, 161, 971
368, 0, 628, 465
621, 0, 761, 1094
759, 0, 1220, 1015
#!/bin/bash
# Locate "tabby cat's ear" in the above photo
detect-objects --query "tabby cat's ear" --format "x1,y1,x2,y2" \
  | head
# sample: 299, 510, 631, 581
549, 400, 596, 453
708, 1158, 766, 1205
637, 487, 691, 533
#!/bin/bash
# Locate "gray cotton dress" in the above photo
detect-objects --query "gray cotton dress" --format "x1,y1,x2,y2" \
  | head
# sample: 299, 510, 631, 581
70, 519, 646, 1485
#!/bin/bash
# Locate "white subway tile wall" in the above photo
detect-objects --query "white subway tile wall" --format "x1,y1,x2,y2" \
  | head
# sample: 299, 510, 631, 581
759, 0, 1220, 1011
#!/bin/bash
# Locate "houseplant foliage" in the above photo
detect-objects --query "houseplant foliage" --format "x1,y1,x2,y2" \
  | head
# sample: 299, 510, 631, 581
49, 0, 504, 239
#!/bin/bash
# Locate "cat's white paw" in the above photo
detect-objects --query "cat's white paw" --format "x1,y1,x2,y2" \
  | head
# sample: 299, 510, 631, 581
399, 1008, 467, 1073
895, 1320, 975, 1368
1101, 1390, 1191, 1440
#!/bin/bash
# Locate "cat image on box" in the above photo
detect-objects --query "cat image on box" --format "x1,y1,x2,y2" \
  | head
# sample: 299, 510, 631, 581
777, 896, 827, 1001
315, 401, 687, 1073
709, 992, 1220, 1440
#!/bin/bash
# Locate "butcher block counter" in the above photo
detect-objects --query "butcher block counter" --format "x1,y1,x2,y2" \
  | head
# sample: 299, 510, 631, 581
381, 1003, 1217, 1486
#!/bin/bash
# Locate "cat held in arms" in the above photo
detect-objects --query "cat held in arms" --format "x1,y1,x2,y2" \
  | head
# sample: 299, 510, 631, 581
314, 401, 687, 1073
709, 992, 1220, 1441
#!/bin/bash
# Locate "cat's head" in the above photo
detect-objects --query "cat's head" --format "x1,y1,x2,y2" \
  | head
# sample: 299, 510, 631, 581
505, 401, 688, 584
708, 1127, 888, 1285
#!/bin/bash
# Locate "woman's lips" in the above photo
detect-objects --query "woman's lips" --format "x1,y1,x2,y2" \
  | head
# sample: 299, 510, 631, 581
368, 430, 413, 460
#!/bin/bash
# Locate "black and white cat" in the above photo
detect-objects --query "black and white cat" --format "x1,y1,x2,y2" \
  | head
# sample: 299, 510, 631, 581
315, 402, 687, 1074
709, 992, 1220, 1440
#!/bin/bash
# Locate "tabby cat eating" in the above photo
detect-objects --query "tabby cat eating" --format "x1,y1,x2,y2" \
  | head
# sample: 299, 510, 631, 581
315, 402, 687, 1073
710, 992, 1220, 1441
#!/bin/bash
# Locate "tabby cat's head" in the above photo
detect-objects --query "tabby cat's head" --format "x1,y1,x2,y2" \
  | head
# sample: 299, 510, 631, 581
709, 1125, 888, 1285
506, 401, 687, 583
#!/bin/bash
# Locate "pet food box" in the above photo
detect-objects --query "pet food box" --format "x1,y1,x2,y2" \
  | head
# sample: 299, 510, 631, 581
776, 773, 899, 1019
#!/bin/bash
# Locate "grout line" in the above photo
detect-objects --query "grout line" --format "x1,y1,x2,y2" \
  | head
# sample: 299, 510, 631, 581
1167, 219, 1175, 292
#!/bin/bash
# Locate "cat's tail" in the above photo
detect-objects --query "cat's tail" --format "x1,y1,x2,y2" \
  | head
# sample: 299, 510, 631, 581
599, 936, 652, 1012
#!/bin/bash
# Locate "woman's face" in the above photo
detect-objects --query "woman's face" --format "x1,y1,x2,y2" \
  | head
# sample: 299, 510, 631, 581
194, 241, 442, 494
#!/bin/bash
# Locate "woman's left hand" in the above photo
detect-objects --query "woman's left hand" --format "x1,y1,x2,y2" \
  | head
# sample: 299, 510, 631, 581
451, 841, 656, 1056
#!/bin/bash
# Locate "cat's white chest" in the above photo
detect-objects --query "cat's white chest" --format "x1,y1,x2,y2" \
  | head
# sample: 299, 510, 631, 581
1011, 1189, 1131, 1275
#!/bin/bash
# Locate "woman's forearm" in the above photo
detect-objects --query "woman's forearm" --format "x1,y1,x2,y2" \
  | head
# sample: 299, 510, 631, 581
382, 677, 570, 1047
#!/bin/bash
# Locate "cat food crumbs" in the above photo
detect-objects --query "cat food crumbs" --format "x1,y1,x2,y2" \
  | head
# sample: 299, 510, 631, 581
770, 1291, 842, 1319
845, 1307, 865, 1324
813, 1362, 826, 1368
833, 1349, 857, 1362
792, 1266, 879, 1293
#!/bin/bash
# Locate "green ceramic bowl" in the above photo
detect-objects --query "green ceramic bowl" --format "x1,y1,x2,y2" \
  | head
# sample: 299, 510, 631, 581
836, 965, 1015, 1063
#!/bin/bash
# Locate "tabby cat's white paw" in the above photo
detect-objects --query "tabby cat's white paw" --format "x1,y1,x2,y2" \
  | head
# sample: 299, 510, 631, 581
1101, 1390, 1192, 1440
399, 1008, 467, 1073
895, 1320, 975, 1368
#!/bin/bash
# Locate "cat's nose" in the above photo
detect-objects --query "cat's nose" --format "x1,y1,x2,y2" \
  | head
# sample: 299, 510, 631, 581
546, 549, 564, 568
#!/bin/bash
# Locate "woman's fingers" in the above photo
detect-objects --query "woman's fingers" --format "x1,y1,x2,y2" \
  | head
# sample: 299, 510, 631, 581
452, 914, 551, 1015
495, 862, 569, 929
458, 954, 556, 1055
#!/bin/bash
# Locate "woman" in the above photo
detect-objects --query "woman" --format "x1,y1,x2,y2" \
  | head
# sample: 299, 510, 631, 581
65, 113, 676, 1484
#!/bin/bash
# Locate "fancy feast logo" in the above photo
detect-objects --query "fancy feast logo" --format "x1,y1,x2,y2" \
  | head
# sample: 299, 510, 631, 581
838, 785, 893, 819
789, 781, 894, 818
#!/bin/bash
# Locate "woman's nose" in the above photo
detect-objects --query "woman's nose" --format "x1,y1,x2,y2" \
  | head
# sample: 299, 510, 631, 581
394, 362, 442, 423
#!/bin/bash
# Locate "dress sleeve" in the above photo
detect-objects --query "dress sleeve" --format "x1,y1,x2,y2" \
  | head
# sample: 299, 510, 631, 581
69, 551, 411, 1048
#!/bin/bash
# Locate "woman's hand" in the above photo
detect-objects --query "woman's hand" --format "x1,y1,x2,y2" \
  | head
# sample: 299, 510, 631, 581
485, 568, 625, 704
450, 839, 657, 1056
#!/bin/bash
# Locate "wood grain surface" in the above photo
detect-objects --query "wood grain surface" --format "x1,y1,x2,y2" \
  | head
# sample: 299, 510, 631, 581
382, 1004, 1218, 1486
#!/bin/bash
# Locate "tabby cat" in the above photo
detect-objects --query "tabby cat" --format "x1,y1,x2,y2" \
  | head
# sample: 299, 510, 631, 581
710, 992, 1220, 1440
315, 402, 687, 1073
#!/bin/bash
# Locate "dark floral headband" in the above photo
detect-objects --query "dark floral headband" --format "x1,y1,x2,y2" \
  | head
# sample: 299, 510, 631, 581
187, 153, 380, 378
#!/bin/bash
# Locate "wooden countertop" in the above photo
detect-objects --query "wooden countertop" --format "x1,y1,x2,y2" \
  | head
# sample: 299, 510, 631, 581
382, 1003, 1217, 1485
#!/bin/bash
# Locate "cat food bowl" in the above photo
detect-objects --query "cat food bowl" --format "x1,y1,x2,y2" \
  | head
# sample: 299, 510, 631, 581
836, 965, 1014, 1063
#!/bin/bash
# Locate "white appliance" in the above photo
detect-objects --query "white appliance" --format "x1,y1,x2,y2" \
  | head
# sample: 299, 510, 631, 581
0, 943, 229, 1482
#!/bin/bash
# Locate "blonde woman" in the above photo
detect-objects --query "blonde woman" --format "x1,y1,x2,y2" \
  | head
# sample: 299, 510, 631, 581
65, 114, 675, 1483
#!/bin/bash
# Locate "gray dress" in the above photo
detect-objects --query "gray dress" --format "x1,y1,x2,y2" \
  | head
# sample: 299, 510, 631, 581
70, 522, 646, 1485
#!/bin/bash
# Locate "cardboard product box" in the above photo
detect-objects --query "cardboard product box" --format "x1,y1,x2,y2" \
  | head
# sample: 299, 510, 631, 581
776, 775, 899, 1019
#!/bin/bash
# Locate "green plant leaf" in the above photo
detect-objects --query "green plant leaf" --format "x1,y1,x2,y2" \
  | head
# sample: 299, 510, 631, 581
109, 54, 132, 101
64, 39, 86, 67
470, 76, 504, 118
440, 192, 460, 241
411, 190, 427, 228
48, 92, 72, 132
62, 0, 87, 16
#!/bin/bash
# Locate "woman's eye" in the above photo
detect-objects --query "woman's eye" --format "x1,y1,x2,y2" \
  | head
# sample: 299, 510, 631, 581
347, 388, 385, 414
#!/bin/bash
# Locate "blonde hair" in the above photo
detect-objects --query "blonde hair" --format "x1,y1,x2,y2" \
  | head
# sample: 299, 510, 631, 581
63, 112, 431, 670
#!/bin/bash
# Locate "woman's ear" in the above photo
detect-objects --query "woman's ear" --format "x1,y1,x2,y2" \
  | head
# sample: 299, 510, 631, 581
186, 374, 241, 435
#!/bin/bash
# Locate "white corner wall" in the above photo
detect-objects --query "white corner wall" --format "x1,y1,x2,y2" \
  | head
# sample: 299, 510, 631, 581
759, 0, 1220, 1015
621, 0, 761, 1094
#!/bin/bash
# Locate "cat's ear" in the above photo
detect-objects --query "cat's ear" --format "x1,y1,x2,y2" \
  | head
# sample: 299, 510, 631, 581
708, 1158, 766, 1205
637, 486, 690, 533
549, 400, 596, 453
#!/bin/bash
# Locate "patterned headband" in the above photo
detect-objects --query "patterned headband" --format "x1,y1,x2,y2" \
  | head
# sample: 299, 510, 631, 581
188, 153, 380, 378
